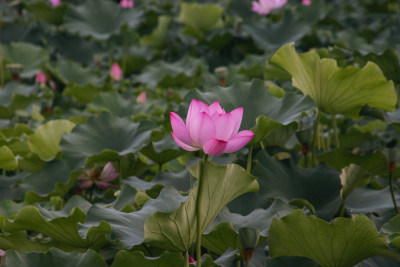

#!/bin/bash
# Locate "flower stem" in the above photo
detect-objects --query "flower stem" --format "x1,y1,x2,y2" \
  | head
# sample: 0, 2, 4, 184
332, 115, 340, 149
196, 153, 208, 267
246, 146, 253, 173
311, 110, 321, 167
389, 170, 399, 214
185, 251, 189, 267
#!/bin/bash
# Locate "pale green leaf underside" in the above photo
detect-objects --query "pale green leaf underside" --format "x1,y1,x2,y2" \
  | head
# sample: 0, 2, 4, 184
144, 162, 258, 252
0, 146, 18, 171
271, 43, 396, 117
268, 210, 400, 267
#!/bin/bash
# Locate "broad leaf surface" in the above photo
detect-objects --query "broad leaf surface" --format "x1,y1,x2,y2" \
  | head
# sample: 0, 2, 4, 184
268, 210, 400, 266
271, 43, 396, 117
340, 164, 371, 200
144, 162, 258, 251
111, 251, 184, 267
0, 146, 18, 171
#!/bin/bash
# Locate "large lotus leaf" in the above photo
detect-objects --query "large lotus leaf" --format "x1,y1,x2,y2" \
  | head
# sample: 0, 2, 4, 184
78, 187, 186, 249
140, 134, 185, 165
18, 160, 71, 203
87, 91, 153, 117
0, 146, 18, 171
182, 79, 315, 130
0, 231, 56, 252
340, 164, 371, 200
345, 187, 400, 215
250, 115, 285, 145
381, 215, 400, 249
271, 43, 396, 117
144, 162, 258, 252
26, 2, 67, 25
63, 0, 142, 40
243, 13, 311, 50
2, 196, 108, 249
140, 15, 171, 49
178, 3, 223, 38
111, 251, 184, 267
266, 256, 319, 267
0, 124, 32, 139
63, 84, 112, 104
60, 112, 156, 169
247, 151, 341, 220
27, 120, 76, 161
135, 56, 204, 88
0, 82, 39, 119
1, 42, 49, 78
318, 149, 387, 175
51, 60, 105, 87
0, 174, 24, 201
3, 248, 107, 267
268, 210, 400, 266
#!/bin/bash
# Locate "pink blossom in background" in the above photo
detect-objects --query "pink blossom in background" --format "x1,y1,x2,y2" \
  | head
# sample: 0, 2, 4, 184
302, 0, 311, 5
49, 0, 61, 7
137, 92, 147, 104
251, 0, 287, 15
120, 0, 134, 8
188, 256, 195, 263
78, 162, 119, 190
0, 249, 5, 267
35, 71, 47, 84
110, 62, 122, 81
170, 99, 254, 156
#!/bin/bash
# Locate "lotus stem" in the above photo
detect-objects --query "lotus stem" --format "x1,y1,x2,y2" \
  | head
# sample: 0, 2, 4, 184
185, 251, 189, 267
311, 110, 320, 167
338, 201, 345, 217
332, 115, 340, 148
196, 153, 208, 267
389, 170, 399, 214
247, 146, 253, 173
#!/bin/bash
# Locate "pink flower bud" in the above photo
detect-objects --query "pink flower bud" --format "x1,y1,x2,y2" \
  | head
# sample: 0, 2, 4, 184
110, 62, 123, 81
136, 92, 147, 104
251, 0, 287, 15
302, 0, 311, 5
49, 0, 61, 7
120, 0, 134, 8
35, 71, 47, 84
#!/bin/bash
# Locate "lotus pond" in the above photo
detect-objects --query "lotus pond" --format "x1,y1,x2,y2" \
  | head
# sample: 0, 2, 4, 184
0, 0, 400, 266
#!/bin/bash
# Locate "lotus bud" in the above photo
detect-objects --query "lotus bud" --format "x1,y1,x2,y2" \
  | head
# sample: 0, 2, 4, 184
6, 63, 23, 81
214, 66, 228, 86
239, 227, 260, 262
137, 92, 147, 104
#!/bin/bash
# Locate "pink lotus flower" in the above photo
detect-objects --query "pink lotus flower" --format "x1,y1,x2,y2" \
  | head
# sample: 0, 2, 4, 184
251, 0, 287, 15
0, 249, 5, 267
35, 71, 47, 85
110, 62, 122, 81
49, 0, 61, 7
78, 162, 119, 189
120, 0, 134, 8
302, 0, 311, 5
137, 91, 147, 104
170, 100, 254, 156
188, 256, 195, 263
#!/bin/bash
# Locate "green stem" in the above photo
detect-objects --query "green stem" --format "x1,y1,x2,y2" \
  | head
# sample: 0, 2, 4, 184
122, 28, 127, 74
389, 171, 399, 214
89, 186, 94, 203
338, 200, 345, 217
246, 146, 253, 173
311, 110, 321, 167
185, 251, 189, 267
196, 153, 208, 267
332, 115, 340, 149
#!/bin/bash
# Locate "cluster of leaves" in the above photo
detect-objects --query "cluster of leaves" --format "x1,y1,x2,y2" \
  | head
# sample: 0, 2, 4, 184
0, 0, 400, 266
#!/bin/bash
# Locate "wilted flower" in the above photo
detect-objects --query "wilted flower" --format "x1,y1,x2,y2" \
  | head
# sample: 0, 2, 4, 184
251, 0, 287, 15
110, 62, 122, 81
35, 71, 47, 85
302, 0, 311, 5
49, 0, 61, 7
170, 99, 254, 156
78, 162, 119, 189
120, 0, 134, 8
137, 91, 147, 104
0, 249, 5, 267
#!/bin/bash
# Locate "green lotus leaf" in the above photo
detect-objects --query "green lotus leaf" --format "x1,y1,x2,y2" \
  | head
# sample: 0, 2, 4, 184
268, 210, 400, 266
1, 42, 49, 78
0, 146, 18, 171
135, 56, 204, 88
140, 134, 185, 165
340, 164, 371, 200
25, 2, 67, 25
182, 79, 315, 130
266, 256, 319, 267
63, 0, 142, 40
0, 82, 39, 119
250, 115, 284, 145
78, 187, 187, 249
63, 84, 111, 104
2, 196, 108, 249
144, 161, 258, 251
111, 251, 184, 267
140, 15, 171, 49
0, 124, 32, 138
3, 248, 107, 267
271, 43, 396, 117
242, 151, 341, 220
60, 112, 156, 169
178, 3, 223, 38
27, 120, 76, 161
201, 222, 241, 255
51, 60, 105, 87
